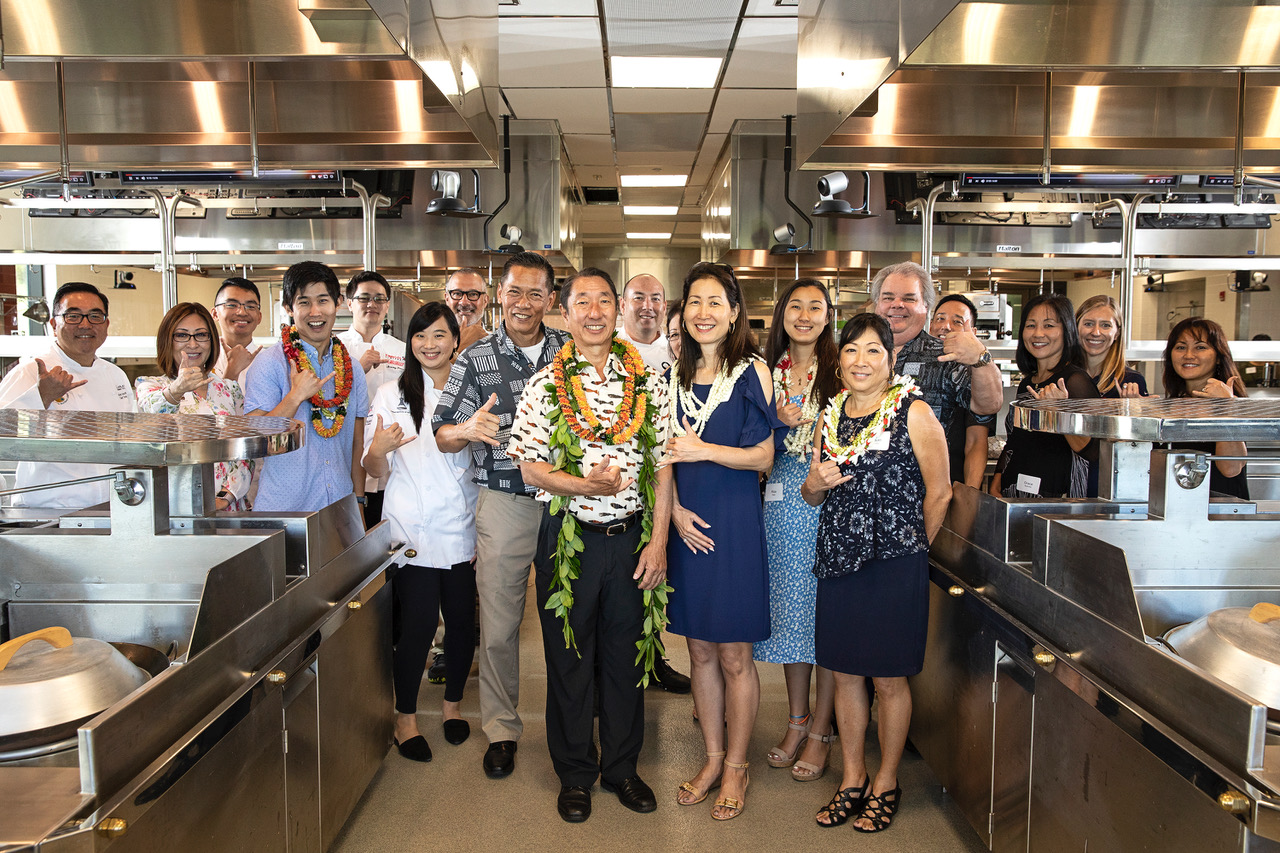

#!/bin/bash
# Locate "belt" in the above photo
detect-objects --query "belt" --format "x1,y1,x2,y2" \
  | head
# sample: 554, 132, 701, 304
575, 511, 642, 536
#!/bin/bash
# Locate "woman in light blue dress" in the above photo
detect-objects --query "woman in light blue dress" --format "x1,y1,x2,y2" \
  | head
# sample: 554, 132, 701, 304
752, 279, 843, 781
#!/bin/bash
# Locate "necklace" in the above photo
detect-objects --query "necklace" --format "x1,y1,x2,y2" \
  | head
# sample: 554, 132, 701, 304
773, 348, 821, 457
668, 355, 758, 436
820, 374, 918, 466
542, 337, 671, 687
280, 324, 354, 438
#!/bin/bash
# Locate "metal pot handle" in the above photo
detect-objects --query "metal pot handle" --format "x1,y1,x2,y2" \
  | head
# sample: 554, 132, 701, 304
0, 626, 74, 672
1249, 603, 1280, 624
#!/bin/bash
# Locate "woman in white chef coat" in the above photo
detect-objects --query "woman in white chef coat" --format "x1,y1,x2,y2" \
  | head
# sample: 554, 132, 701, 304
363, 302, 479, 762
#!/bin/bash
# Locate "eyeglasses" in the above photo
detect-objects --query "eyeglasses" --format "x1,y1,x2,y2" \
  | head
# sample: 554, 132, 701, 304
351, 294, 390, 305
172, 331, 212, 343
57, 310, 108, 325
447, 289, 486, 303
215, 299, 261, 313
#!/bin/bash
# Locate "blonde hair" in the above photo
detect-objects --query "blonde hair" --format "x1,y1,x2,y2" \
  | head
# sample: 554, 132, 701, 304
1075, 294, 1126, 395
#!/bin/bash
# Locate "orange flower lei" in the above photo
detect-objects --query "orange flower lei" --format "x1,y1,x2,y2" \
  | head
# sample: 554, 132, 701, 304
280, 324, 354, 438
551, 338, 649, 445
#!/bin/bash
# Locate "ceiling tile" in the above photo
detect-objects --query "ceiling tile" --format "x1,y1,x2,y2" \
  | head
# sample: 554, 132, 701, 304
614, 112, 705, 151
744, 0, 798, 16
722, 18, 797, 89
616, 151, 697, 166
575, 164, 620, 186
504, 88, 611, 133
708, 89, 796, 132
619, 187, 685, 205
499, 18, 606, 87
500, 0, 599, 15
602, 0, 741, 56
610, 88, 715, 114
562, 134, 615, 166
673, 221, 703, 236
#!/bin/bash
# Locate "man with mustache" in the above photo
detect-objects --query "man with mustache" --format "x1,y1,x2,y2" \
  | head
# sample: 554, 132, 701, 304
445, 268, 491, 353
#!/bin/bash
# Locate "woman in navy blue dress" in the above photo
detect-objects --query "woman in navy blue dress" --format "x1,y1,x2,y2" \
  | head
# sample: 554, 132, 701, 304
665, 262, 778, 821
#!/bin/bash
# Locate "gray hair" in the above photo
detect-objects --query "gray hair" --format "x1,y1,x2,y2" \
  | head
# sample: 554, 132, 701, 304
870, 261, 937, 315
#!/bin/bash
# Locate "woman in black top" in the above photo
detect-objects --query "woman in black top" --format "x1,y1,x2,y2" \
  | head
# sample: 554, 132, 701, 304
1161, 317, 1249, 499
991, 294, 1100, 498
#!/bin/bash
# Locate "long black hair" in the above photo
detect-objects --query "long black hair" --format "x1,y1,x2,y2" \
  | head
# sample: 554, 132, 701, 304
765, 278, 841, 409
1162, 316, 1247, 398
398, 301, 460, 431
676, 262, 760, 389
1014, 293, 1086, 377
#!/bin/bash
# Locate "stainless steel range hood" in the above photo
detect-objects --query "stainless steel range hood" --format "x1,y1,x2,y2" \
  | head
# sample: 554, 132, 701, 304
0, 0, 499, 170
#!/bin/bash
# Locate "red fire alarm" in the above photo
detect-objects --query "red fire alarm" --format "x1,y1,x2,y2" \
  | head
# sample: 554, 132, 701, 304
1220, 290, 1226, 302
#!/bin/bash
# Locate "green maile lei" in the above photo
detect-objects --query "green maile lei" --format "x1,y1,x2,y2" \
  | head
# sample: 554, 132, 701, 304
542, 338, 673, 687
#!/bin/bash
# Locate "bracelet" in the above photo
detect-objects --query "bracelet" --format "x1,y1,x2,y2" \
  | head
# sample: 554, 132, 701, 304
162, 385, 178, 405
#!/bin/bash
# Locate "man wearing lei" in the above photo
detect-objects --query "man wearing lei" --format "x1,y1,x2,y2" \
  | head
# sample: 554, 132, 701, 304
507, 268, 672, 824
244, 260, 369, 513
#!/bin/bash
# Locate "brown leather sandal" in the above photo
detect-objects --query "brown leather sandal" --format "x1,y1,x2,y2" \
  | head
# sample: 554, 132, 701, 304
676, 751, 725, 806
711, 760, 750, 821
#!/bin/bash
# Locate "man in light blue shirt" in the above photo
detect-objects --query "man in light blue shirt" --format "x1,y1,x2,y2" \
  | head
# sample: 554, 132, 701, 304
244, 260, 369, 513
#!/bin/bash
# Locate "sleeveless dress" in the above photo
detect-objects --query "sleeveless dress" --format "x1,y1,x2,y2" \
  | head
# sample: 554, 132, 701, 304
666, 365, 776, 643
813, 397, 931, 677
753, 442, 821, 665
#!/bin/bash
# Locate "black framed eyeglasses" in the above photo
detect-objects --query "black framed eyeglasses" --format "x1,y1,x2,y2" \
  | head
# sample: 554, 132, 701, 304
446, 289, 486, 302
172, 331, 212, 343
352, 294, 390, 305
57, 310, 108, 325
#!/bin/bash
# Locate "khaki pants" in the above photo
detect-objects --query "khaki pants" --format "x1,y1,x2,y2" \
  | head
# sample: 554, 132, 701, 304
474, 488, 543, 743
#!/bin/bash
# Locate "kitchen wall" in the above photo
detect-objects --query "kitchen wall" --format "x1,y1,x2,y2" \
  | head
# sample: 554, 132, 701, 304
580, 246, 702, 299
46, 266, 225, 338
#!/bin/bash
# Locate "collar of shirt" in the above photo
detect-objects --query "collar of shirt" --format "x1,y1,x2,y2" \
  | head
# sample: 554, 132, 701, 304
53, 342, 102, 372
494, 321, 555, 367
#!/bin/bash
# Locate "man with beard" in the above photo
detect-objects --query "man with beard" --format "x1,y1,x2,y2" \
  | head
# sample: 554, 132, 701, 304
445, 268, 491, 353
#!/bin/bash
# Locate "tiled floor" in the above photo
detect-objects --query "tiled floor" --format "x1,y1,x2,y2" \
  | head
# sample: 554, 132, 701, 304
333, 581, 987, 853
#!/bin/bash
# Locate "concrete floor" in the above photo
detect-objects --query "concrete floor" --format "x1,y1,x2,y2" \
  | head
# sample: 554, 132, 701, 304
332, 580, 987, 853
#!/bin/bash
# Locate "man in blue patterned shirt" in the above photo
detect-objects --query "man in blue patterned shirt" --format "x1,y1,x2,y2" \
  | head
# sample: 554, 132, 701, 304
433, 251, 568, 780
872, 262, 1002, 454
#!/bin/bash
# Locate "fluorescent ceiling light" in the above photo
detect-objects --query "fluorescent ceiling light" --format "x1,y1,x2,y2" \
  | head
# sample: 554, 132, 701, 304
626, 232, 671, 239
620, 174, 688, 187
623, 205, 678, 216
611, 56, 722, 89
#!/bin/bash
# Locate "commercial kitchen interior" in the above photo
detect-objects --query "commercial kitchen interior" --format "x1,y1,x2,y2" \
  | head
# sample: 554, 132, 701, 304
3, 2, 1280, 852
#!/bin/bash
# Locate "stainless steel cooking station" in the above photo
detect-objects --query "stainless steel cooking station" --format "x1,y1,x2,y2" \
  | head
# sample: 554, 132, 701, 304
0, 410, 400, 852
916, 397, 1280, 853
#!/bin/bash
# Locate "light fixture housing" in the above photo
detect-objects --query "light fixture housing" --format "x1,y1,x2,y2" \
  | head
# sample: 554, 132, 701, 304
812, 170, 877, 219
626, 232, 671, 240
610, 56, 721, 88
620, 174, 687, 187
426, 168, 487, 218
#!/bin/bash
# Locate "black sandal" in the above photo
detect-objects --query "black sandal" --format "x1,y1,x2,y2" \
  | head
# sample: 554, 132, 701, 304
853, 785, 902, 833
814, 779, 869, 827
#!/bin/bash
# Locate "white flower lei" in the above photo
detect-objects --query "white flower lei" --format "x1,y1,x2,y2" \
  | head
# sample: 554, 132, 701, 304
773, 349, 821, 457
820, 374, 919, 466
668, 355, 759, 437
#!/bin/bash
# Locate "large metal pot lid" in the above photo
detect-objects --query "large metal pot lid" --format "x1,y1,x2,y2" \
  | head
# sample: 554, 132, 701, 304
0, 627, 149, 739
1166, 603, 1280, 666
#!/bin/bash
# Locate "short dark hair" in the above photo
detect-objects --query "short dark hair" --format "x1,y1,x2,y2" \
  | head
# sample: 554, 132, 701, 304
676, 262, 760, 389
838, 312, 894, 353
215, 277, 260, 304
156, 302, 220, 378
52, 281, 108, 316
1015, 293, 1085, 376
346, 270, 391, 299
399, 302, 461, 432
560, 267, 617, 304
501, 251, 554, 292
934, 293, 977, 323
282, 261, 340, 309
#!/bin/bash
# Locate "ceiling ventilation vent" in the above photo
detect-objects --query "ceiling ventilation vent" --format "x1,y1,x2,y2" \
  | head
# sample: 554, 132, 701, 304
583, 187, 621, 205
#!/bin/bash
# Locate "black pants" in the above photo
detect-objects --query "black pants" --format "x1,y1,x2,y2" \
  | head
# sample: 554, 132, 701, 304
534, 508, 645, 787
392, 560, 477, 713
362, 491, 385, 529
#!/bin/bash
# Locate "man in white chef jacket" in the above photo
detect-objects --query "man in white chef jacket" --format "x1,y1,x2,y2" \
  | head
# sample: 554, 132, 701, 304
0, 282, 137, 508
615, 273, 671, 376
338, 270, 405, 527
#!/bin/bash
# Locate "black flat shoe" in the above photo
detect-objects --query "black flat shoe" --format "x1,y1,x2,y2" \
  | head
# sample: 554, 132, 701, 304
443, 718, 470, 745
483, 740, 517, 778
393, 735, 432, 763
601, 775, 657, 813
649, 657, 692, 694
557, 785, 592, 823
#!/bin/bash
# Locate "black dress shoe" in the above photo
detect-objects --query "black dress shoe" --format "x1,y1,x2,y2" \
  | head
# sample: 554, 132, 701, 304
443, 718, 470, 745
557, 785, 592, 823
650, 657, 691, 694
393, 735, 432, 762
483, 740, 517, 778
601, 775, 657, 813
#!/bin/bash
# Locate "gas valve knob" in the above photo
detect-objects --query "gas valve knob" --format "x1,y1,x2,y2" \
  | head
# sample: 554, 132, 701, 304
947, 585, 964, 597
1218, 789, 1250, 814
1032, 645, 1057, 672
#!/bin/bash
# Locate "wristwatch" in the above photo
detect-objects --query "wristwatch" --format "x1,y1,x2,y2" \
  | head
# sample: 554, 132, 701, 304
356, 495, 367, 505
970, 348, 992, 367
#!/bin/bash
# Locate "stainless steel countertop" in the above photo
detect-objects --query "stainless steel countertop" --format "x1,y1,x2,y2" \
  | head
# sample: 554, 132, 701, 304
1011, 396, 1280, 442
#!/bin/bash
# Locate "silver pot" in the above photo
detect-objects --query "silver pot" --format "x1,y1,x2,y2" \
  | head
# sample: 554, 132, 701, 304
1163, 603, 1280, 708
0, 626, 150, 746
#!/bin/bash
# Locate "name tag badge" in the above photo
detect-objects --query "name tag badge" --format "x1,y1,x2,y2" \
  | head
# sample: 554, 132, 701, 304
1016, 473, 1042, 495
868, 430, 890, 451
386, 354, 405, 369
764, 483, 784, 502
902, 362, 922, 376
